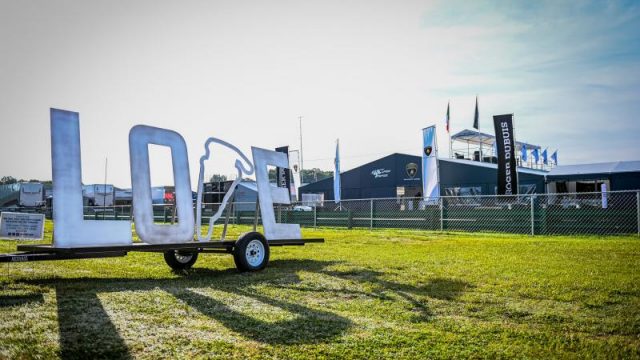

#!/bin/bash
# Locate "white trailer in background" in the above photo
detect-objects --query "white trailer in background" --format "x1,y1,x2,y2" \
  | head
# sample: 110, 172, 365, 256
90, 184, 115, 207
19, 182, 45, 207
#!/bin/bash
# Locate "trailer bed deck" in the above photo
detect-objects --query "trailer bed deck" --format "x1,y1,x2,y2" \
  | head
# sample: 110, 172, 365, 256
0, 238, 324, 263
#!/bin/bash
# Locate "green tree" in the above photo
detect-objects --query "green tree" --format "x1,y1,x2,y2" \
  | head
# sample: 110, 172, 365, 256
301, 168, 333, 183
0, 176, 17, 185
209, 174, 227, 183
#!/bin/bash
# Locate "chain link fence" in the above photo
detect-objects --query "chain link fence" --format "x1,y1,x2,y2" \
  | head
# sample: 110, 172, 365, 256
1, 190, 638, 236
290, 191, 639, 235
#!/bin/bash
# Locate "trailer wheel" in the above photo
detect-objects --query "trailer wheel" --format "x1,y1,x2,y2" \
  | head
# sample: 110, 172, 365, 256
164, 250, 198, 270
233, 232, 270, 272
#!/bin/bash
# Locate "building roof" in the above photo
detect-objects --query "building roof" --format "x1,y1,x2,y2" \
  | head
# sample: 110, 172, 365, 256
547, 161, 640, 176
451, 129, 541, 150
238, 181, 258, 192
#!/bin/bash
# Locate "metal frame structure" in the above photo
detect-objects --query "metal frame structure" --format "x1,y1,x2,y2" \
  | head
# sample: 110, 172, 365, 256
0, 238, 324, 264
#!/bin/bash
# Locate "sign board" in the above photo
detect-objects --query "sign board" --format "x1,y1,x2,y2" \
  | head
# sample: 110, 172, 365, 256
0, 212, 45, 240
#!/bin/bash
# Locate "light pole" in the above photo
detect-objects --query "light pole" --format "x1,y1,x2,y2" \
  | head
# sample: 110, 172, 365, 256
299, 116, 304, 184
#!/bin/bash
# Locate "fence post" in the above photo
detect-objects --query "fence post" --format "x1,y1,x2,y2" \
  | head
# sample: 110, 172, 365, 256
439, 197, 443, 231
637, 191, 639, 236
530, 195, 535, 236
370, 199, 373, 230
313, 205, 317, 229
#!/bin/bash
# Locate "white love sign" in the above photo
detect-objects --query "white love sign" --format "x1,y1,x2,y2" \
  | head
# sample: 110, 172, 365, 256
50, 108, 300, 248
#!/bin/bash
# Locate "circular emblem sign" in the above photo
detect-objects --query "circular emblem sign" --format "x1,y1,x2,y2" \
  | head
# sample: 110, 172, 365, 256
406, 163, 418, 178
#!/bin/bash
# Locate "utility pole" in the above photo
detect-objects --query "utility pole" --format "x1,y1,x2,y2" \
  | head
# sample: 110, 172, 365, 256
299, 115, 304, 184
103, 157, 108, 219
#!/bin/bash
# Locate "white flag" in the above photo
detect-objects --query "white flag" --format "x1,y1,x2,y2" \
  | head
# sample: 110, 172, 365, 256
334, 139, 341, 203
422, 125, 440, 201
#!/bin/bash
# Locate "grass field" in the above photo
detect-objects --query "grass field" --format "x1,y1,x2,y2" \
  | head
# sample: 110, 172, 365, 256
0, 221, 639, 359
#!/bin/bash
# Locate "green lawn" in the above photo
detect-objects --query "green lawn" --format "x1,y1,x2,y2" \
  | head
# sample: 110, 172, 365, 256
0, 222, 639, 359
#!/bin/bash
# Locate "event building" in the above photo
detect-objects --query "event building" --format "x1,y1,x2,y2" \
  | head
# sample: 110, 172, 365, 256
299, 130, 640, 201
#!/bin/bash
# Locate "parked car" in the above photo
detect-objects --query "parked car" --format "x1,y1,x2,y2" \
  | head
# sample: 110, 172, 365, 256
293, 205, 313, 212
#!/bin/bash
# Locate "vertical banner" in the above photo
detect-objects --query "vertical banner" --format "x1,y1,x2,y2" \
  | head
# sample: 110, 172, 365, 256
492, 114, 519, 195
289, 150, 301, 201
601, 183, 608, 209
334, 139, 341, 203
275, 146, 291, 199
422, 125, 440, 200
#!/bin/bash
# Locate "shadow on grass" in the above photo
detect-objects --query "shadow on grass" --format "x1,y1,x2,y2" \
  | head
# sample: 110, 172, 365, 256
16, 259, 351, 357
169, 287, 349, 345
0, 293, 44, 308
274, 264, 473, 322
55, 287, 132, 360
14, 259, 473, 356
324, 269, 473, 322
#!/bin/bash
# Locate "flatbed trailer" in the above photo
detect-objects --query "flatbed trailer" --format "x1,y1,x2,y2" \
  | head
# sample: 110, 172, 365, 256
0, 233, 325, 272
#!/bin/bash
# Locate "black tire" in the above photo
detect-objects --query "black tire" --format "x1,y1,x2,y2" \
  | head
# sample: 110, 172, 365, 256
163, 250, 199, 270
233, 232, 270, 272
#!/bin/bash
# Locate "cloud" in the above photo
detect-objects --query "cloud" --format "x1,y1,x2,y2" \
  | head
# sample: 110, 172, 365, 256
0, 0, 638, 187
419, 0, 640, 162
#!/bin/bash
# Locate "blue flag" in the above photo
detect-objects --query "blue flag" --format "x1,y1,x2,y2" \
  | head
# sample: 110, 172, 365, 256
551, 150, 558, 165
542, 148, 548, 165
334, 139, 341, 203
532, 148, 539, 163
520, 143, 527, 162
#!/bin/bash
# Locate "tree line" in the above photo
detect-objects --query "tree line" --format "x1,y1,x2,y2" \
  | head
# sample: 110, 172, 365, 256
0, 176, 51, 185
208, 168, 333, 184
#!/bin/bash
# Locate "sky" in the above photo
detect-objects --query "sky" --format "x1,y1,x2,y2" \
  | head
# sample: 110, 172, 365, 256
1, 0, 639, 188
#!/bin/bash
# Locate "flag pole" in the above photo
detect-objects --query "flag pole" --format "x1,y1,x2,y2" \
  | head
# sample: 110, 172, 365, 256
477, 95, 482, 162
338, 138, 341, 211
447, 101, 452, 159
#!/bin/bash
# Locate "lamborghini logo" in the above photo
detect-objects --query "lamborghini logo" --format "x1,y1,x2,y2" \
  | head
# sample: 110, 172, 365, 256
406, 163, 418, 178
424, 146, 432, 156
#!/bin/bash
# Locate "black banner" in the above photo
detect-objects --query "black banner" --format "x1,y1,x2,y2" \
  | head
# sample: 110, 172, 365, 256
275, 146, 291, 194
493, 114, 518, 195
